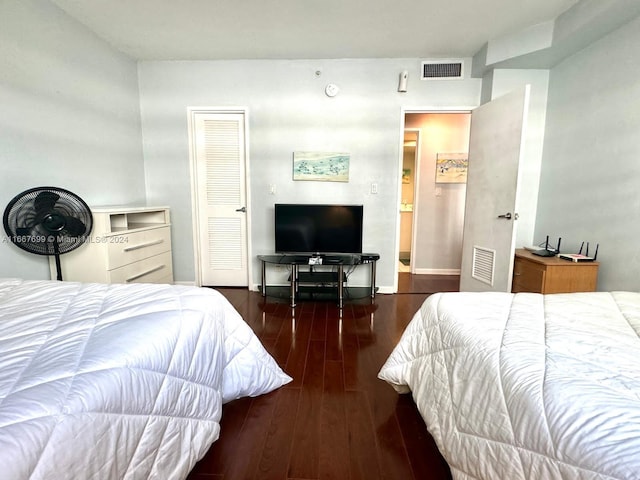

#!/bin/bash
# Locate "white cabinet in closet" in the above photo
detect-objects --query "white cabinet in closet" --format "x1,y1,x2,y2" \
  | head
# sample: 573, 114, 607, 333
50, 206, 174, 284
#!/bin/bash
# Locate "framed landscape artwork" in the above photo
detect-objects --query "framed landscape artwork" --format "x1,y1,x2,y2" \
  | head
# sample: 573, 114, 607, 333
435, 152, 468, 183
293, 151, 350, 182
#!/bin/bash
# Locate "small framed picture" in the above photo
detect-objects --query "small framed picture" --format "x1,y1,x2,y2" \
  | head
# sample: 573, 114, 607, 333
293, 151, 350, 182
435, 153, 468, 183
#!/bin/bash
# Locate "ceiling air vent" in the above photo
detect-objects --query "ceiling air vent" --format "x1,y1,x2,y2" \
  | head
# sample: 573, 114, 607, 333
421, 60, 464, 80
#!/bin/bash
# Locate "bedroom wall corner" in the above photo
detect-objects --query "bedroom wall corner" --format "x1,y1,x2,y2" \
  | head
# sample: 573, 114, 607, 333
0, 0, 146, 280
535, 14, 640, 291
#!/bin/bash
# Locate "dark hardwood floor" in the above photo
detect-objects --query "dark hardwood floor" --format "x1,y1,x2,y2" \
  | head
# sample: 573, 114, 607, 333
188, 276, 457, 480
397, 272, 460, 294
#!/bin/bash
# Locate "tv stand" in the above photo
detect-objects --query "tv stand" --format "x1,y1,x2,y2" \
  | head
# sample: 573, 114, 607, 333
258, 253, 379, 308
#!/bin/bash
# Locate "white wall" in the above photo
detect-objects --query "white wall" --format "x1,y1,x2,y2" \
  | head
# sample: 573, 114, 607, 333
0, 0, 145, 279
138, 59, 481, 289
535, 15, 640, 291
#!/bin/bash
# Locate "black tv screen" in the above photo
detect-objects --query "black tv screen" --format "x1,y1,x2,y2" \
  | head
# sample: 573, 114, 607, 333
275, 204, 363, 254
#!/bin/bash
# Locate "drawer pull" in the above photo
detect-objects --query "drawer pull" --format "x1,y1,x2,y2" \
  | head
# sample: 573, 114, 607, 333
126, 264, 166, 282
123, 239, 164, 252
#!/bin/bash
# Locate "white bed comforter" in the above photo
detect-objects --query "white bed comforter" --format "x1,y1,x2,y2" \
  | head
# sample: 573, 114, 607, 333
378, 291, 640, 480
0, 279, 291, 480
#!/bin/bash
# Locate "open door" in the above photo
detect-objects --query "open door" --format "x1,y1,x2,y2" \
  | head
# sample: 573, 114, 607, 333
459, 86, 530, 292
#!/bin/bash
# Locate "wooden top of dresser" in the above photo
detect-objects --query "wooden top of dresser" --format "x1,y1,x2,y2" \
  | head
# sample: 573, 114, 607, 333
515, 248, 599, 267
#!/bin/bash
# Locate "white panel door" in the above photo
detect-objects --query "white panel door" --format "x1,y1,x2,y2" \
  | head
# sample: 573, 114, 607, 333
192, 112, 248, 286
459, 86, 530, 292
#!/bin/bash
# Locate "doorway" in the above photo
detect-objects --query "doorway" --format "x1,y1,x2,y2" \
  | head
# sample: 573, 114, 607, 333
396, 111, 471, 291
399, 129, 419, 273
188, 109, 251, 287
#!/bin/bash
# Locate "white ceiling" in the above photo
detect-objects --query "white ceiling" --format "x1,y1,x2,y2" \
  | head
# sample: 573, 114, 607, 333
50, 0, 579, 61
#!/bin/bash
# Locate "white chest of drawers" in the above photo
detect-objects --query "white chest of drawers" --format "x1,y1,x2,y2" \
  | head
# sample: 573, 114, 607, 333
50, 206, 174, 284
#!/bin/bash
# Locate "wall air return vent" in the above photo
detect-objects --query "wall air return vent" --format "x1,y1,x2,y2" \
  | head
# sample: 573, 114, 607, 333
421, 60, 464, 80
471, 246, 495, 286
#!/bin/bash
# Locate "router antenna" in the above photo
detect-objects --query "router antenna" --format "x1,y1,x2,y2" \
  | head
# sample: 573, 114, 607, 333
579, 241, 584, 254
556, 237, 562, 254
586, 242, 590, 256
545, 235, 549, 250
593, 244, 599, 260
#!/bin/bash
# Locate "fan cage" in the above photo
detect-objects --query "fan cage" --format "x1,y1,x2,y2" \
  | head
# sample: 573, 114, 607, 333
3, 187, 93, 256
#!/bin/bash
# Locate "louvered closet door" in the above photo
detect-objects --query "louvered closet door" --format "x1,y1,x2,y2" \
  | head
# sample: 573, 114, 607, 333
193, 112, 248, 286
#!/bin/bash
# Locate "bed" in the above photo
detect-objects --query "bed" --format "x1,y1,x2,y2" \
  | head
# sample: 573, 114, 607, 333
0, 278, 291, 479
378, 291, 640, 480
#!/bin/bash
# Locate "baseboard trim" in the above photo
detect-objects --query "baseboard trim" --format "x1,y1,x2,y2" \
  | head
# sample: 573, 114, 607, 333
173, 281, 197, 286
377, 286, 394, 295
412, 268, 461, 275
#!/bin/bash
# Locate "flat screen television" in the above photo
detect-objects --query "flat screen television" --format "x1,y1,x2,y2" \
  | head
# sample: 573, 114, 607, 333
275, 204, 363, 255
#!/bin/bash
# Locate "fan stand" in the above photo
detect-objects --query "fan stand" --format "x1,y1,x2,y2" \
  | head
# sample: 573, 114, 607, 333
52, 239, 63, 281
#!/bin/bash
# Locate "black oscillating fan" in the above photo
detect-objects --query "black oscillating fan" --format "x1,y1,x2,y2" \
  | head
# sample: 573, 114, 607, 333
3, 187, 93, 281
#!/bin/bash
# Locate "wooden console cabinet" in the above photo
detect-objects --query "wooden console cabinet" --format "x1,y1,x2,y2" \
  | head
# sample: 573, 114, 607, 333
512, 249, 598, 294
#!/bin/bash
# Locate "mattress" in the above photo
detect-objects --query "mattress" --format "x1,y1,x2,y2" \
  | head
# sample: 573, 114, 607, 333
378, 291, 640, 480
0, 279, 291, 479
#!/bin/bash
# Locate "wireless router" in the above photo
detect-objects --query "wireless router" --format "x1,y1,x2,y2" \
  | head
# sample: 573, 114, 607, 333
530, 236, 561, 257
558, 242, 599, 262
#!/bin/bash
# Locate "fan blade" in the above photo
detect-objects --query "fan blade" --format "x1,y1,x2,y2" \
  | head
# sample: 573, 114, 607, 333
33, 191, 60, 215
16, 226, 34, 236
62, 216, 87, 236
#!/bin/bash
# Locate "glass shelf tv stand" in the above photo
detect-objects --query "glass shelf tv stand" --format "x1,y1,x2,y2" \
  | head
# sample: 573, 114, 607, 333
258, 253, 379, 308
